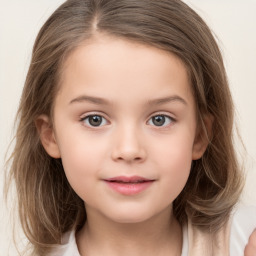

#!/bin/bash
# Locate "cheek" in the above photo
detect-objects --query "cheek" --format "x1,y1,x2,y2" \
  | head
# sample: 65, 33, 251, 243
56, 132, 106, 196
152, 130, 194, 167
162, 148, 192, 189
152, 133, 194, 194
57, 126, 104, 168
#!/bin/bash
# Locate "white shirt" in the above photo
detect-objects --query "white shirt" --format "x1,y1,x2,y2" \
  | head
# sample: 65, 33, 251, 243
49, 206, 256, 256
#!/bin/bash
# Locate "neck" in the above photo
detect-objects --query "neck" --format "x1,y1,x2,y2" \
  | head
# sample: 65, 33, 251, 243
76, 205, 182, 256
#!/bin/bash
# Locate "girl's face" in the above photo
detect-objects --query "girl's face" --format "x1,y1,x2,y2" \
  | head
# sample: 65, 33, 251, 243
39, 36, 208, 224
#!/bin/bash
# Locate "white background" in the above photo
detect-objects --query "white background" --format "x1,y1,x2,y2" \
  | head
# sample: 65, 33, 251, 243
1, 0, 256, 255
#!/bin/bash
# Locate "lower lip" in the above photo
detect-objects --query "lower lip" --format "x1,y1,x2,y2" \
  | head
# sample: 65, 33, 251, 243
104, 181, 154, 195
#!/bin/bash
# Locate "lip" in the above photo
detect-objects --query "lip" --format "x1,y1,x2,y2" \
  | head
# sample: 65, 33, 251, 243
103, 176, 155, 195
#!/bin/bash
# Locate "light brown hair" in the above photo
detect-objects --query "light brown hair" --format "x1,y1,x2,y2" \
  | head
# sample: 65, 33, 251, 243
6, 0, 244, 255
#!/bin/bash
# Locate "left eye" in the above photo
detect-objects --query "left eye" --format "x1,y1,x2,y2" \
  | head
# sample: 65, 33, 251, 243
81, 115, 108, 127
147, 115, 173, 127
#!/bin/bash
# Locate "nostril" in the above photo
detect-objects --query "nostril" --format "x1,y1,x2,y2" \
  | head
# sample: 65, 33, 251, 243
112, 151, 146, 163
110, 135, 147, 162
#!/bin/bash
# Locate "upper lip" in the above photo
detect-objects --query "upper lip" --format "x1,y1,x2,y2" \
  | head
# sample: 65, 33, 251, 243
104, 176, 155, 183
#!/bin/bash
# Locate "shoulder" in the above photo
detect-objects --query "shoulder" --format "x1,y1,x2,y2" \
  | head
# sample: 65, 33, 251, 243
230, 205, 256, 255
48, 230, 80, 256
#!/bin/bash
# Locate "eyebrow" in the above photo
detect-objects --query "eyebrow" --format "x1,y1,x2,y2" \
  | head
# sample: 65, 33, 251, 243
147, 95, 187, 106
70, 95, 110, 105
69, 95, 187, 106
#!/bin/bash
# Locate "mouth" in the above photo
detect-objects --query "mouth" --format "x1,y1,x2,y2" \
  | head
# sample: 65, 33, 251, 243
103, 176, 155, 195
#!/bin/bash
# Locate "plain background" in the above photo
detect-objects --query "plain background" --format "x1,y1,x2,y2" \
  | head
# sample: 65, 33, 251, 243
1, 0, 256, 255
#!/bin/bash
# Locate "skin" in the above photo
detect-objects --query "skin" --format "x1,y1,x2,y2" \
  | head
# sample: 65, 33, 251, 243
37, 35, 212, 256
244, 229, 256, 256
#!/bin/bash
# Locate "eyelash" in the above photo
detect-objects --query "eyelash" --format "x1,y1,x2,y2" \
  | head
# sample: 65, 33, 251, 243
80, 113, 109, 128
79, 113, 176, 128
147, 114, 175, 127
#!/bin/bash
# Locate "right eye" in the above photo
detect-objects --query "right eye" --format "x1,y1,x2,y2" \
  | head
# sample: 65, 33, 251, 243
80, 115, 108, 127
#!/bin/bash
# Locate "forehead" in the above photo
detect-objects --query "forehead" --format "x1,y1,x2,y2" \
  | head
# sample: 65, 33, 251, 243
57, 36, 194, 108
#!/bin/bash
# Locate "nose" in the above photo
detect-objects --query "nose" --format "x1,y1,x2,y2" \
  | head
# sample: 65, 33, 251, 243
111, 125, 147, 163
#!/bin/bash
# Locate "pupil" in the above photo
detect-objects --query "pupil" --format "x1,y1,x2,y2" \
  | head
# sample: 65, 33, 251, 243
89, 116, 102, 126
153, 115, 165, 126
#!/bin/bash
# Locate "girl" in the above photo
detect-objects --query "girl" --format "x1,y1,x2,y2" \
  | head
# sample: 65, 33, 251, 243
5, 0, 256, 255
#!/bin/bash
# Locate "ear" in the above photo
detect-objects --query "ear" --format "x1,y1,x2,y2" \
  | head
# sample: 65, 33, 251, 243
192, 114, 214, 160
35, 115, 61, 159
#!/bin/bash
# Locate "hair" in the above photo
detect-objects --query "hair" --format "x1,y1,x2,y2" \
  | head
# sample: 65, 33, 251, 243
5, 0, 244, 255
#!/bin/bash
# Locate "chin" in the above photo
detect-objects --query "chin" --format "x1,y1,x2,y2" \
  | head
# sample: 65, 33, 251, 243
106, 208, 157, 224
115, 216, 149, 224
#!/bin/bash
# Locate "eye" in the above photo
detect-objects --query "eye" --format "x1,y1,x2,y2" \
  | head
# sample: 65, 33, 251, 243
81, 115, 108, 127
147, 115, 174, 127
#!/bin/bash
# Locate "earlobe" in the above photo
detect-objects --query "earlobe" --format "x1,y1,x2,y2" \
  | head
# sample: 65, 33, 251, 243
192, 114, 214, 160
35, 115, 61, 159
